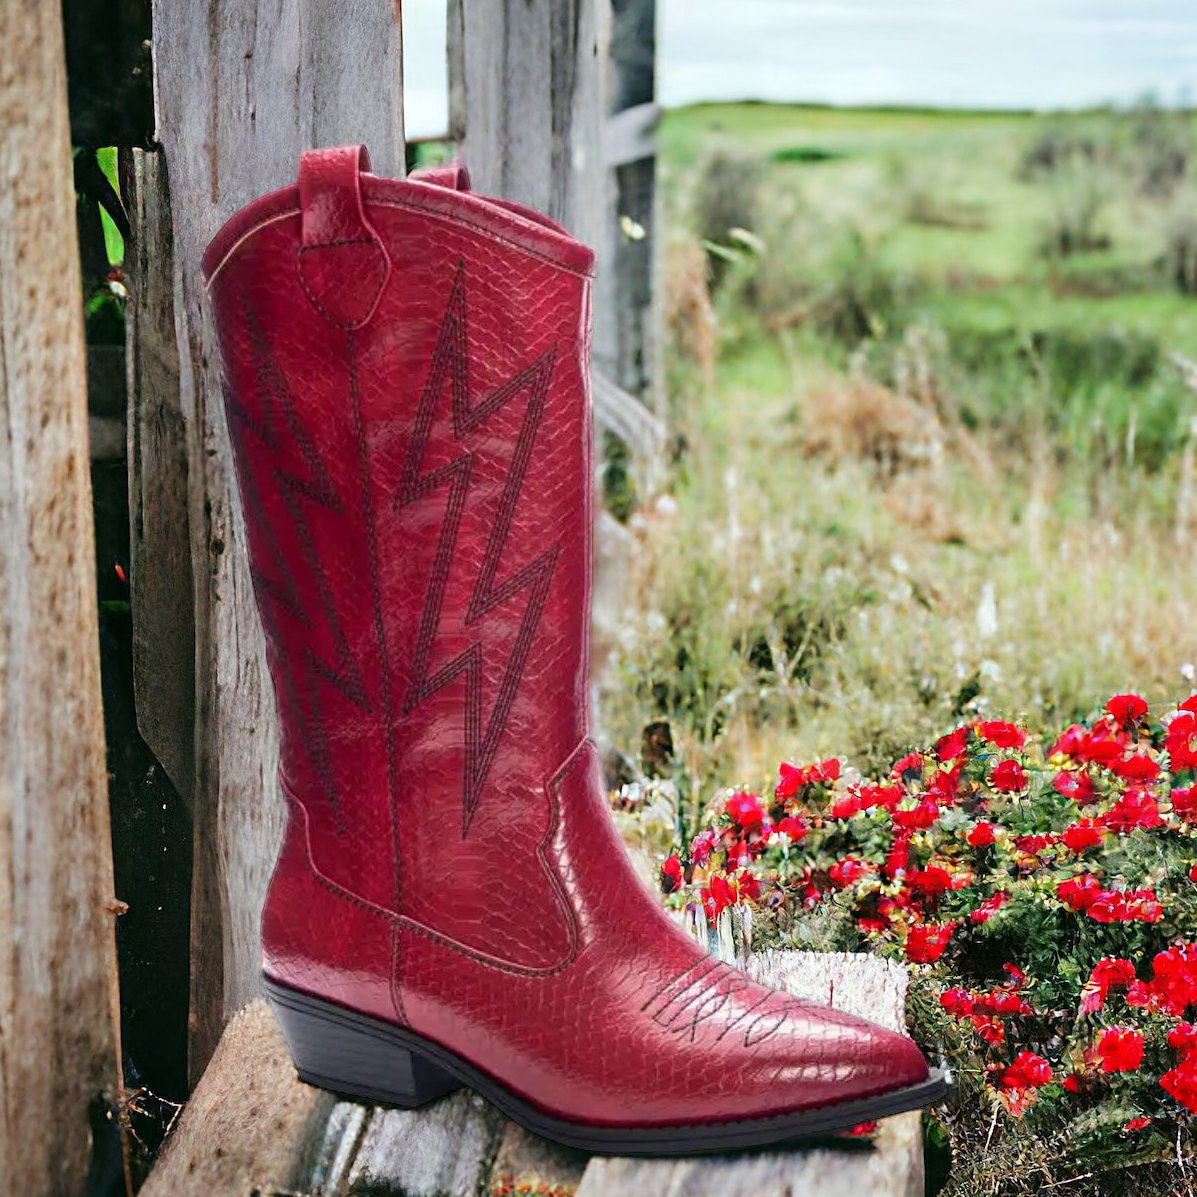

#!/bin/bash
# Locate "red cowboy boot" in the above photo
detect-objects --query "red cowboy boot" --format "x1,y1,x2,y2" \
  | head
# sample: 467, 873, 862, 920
203, 146, 944, 1154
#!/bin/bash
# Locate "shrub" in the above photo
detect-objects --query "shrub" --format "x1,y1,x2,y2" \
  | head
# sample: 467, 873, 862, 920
661, 693, 1197, 1192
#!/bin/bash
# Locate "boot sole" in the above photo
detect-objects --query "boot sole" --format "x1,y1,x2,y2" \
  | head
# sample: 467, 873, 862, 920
264, 976, 946, 1156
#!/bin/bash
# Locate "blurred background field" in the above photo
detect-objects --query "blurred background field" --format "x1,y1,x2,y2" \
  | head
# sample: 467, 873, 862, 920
599, 99, 1197, 827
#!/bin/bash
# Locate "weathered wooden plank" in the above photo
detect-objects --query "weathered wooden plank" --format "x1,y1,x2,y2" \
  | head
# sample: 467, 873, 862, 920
138, 1001, 333, 1197
122, 148, 195, 801
150, 0, 406, 1082
606, 0, 661, 413
574, 950, 923, 1197
592, 370, 666, 475
604, 101, 661, 169
345, 1093, 505, 1197
0, 4, 124, 1193
575, 1115, 924, 1197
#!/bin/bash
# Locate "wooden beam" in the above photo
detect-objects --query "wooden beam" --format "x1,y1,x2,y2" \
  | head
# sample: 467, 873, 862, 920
0, 2, 125, 1192
150, 0, 405, 1083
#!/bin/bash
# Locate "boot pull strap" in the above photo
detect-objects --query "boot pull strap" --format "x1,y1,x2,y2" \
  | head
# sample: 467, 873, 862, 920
298, 145, 391, 330
409, 161, 471, 191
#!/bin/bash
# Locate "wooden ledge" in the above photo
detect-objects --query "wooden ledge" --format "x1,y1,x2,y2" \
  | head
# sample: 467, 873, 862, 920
141, 952, 923, 1197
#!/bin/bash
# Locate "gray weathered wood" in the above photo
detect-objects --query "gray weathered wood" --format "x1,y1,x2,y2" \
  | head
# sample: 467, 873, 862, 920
0, 4, 125, 1192
604, 101, 661, 170
606, 0, 661, 413
346, 1093, 505, 1197
574, 949, 923, 1197
138, 1001, 333, 1197
150, 0, 405, 1081
123, 147, 195, 801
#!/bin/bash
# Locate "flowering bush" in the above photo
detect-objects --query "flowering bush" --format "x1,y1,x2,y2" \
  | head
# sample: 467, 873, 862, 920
661, 693, 1197, 1190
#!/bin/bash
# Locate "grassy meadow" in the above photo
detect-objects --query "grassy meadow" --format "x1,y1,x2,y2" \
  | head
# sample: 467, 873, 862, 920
600, 101, 1197, 827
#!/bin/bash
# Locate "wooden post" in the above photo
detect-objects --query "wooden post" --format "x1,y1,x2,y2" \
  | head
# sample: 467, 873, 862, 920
149, 0, 405, 1082
0, 3, 124, 1193
607, 0, 662, 411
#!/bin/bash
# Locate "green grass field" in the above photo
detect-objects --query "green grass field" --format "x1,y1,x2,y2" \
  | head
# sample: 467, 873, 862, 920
601, 101, 1197, 816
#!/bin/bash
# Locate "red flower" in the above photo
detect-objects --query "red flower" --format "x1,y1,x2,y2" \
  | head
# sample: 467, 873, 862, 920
1057, 873, 1103, 912
1124, 1117, 1152, 1131
906, 921, 956, 963
976, 720, 1027, 750
1106, 693, 1149, 727
736, 868, 761, 901
1111, 753, 1160, 783
1173, 785, 1197, 821
1014, 832, 1057, 855
883, 831, 912, 880
690, 828, 717, 867
1063, 1073, 1082, 1093
828, 857, 871, 888
997, 1050, 1052, 1112
1167, 712, 1197, 772
1093, 1027, 1145, 1073
971, 1015, 1006, 1045
1053, 769, 1096, 804
1050, 724, 1088, 759
859, 783, 904, 812
1147, 945, 1197, 1016
968, 821, 997, 847
1190, 862, 1197, 883
1001, 1051, 1052, 1088
661, 854, 683, 894
813, 757, 842, 783
774, 762, 806, 801
1183, 694, 1197, 713
1080, 957, 1136, 1014
726, 791, 766, 828
1169, 1022, 1197, 1061
1105, 788, 1162, 833
1062, 818, 1105, 852
939, 987, 974, 1017
773, 815, 808, 842
907, 865, 954, 896
937, 726, 969, 762
828, 792, 862, 819
1003, 962, 1028, 988
891, 752, 925, 783
990, 759, 1027, 792
1161, 1059, 1197, 1114
970, 891, 1009, 924
1079, 721, 1130, 766
701, 873, 734, 921
891, 799, 940, 831
1087, 888, 1163, 924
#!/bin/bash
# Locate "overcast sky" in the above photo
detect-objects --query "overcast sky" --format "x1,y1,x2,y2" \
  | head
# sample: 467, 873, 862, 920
401, 0, 1197, 139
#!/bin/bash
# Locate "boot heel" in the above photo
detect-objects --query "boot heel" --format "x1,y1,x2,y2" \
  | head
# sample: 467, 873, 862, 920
264, 977, 462, 1108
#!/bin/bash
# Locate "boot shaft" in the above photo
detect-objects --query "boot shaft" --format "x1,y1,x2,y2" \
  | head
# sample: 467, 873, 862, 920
204, 148, 596, 950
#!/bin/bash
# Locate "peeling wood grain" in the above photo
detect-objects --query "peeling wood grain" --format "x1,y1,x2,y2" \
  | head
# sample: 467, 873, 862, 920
150, 0, 406, 1081
0, 4, 124, 1192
